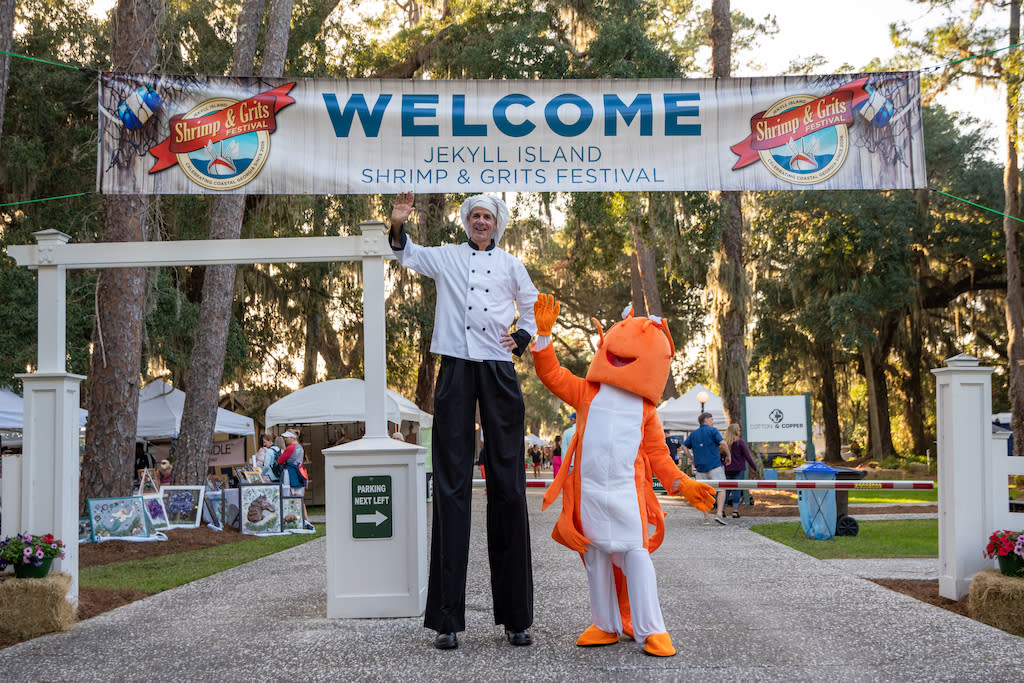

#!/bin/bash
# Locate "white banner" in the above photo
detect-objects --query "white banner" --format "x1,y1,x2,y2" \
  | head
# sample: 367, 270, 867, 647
99, 72, 925, 195
745, 396, 809, 443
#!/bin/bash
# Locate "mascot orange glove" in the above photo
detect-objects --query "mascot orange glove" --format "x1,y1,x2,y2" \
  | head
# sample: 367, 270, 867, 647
534, 293, 560, 336
671, 477, 716, 512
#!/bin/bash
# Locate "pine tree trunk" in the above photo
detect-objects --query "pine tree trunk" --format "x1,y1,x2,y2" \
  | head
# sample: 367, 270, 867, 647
1004, 0, 1024, 457
81, 0, 161, 507
176, 0, 291, 483
815, 341, 843, 464
710, 0, 748, 424
0, 0, 16, 146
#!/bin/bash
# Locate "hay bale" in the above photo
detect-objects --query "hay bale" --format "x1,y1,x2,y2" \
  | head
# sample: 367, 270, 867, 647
968, 568, 1024, 637
0, 572, 75, 639
906, 462, 931, 477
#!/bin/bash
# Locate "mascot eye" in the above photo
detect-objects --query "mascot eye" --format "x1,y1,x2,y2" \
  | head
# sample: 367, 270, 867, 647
606, 350, 635, 367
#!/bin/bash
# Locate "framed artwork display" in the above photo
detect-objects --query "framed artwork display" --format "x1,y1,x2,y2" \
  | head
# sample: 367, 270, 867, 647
136, 468, 160, 495
239, 483, 282, 535
204, 490, 224, 527
161, 485, 205, 529
143, 494, 171, 531
206, 474, 228, 491
78, 517, 92, 543
280, 496, 305, 531
87, 496, 152, 542
222, 488, 241, 529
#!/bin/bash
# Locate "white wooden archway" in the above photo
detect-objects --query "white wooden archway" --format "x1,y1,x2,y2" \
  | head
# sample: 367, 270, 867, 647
2, 224, 426, 616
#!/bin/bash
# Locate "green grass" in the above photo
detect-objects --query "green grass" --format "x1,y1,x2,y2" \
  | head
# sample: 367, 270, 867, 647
847, 489, 937, 504
750, 518, 937, 560
80, 525, 325, 593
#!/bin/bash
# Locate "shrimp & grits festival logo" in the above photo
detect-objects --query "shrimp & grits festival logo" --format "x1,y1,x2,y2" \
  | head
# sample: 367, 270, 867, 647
729, 77, 888, 185
147, 83, 295, 191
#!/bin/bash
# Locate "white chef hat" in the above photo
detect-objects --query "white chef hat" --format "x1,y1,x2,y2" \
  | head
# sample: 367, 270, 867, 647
460, 194, 510, 245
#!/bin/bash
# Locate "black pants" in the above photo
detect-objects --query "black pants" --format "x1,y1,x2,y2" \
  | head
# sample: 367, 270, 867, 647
424, 356, 534, 634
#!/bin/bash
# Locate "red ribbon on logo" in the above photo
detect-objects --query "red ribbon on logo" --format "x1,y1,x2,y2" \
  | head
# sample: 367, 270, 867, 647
729, 77, 870, 170
148, 83, 296, 174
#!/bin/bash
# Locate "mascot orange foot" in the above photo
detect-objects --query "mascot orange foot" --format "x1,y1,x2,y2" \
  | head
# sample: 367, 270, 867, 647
576, 624, 619, 647
643, 632, 676, 657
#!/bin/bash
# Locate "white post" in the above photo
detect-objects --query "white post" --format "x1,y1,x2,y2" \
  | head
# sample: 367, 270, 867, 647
11, 229, 84, 605
16, 372, 84, 605
323, 439, 426, 618
323, 220, 427, 617
0, 451, 22, 538
932, 352, 993, 600
360, 220, 388, 439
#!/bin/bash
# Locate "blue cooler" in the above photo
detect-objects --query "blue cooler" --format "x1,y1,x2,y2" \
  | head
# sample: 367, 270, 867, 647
794, 461, 837, 540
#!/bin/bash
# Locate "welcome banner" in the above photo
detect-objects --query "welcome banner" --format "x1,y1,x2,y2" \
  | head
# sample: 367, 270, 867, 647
99, 72, 925, 195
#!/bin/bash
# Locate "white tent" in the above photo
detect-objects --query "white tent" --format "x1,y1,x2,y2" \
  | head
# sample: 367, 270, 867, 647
0, 386, 88, 430
657, 383, 728, 431
137, 379, 254, 440
264, 378, 430, 429
524, 433, 547, 447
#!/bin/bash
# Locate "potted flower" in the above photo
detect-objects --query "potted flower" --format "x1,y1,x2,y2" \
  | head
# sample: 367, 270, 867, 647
0, 532, 66, 579
984, 529, 1024, 577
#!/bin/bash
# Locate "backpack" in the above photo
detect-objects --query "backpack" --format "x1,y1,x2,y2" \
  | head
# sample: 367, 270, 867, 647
267, 445, 283, 479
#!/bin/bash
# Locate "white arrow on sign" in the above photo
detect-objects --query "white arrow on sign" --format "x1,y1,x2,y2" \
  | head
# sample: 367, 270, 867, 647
356, 510, 389, 526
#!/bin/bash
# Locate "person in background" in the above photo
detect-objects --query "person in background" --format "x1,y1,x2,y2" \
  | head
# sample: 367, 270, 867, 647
551, 435, 563, 478
388, 191, 537, 651
722, 423, 760, 518
277, 430, 306, 496
531, 443, 542, 477
277, 430, 314, 530
683, 412, 727, 525
260, 435, 283, 482
252, 433, 273, 470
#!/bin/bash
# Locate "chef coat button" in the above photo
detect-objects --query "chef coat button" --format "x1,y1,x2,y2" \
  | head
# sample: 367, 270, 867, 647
484, 308, 488, 311
468, 306, 472, 310
487, 270, 491, 273
482, 328, 486, 331
485, 289, 489, 292
466, 326, 470, 330
471, 269, 475, 273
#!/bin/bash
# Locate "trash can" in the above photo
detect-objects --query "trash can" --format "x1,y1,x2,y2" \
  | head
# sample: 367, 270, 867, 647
794, 461, 837, 540
831, 465, 867, 536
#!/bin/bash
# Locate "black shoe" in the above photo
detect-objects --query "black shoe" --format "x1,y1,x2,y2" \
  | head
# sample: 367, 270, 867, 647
506, 629, 532, 646
434, 632, 458, 650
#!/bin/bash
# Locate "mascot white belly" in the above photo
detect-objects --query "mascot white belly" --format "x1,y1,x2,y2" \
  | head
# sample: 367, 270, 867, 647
579, 383, 644, 553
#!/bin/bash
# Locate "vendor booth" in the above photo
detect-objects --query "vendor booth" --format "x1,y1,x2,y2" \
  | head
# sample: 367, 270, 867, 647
264, 378, 430, 506
136, 380, 256, 478
0, 387, 89, 431
657, 384, 729, 431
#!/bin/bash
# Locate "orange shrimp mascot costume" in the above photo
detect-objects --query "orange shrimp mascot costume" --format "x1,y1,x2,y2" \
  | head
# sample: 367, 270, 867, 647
531, 294, 716, 657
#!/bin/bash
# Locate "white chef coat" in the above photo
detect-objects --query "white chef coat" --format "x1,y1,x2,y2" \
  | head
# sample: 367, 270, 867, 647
393, 234, 538, 362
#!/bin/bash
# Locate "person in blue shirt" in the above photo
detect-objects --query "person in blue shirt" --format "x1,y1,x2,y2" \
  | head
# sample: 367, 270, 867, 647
683, 412, 727, 524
